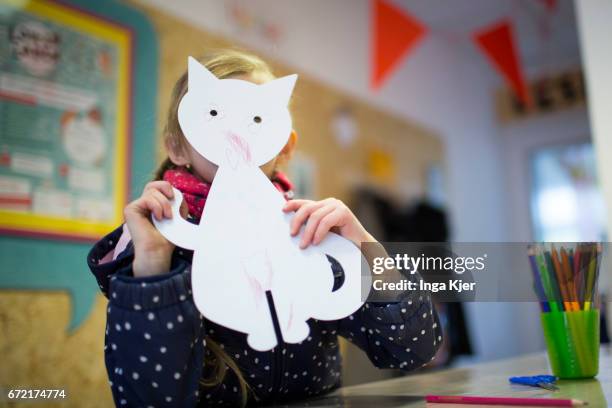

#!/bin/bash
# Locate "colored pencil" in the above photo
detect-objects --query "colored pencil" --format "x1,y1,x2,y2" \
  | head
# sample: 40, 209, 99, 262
528, 246, 549, 312
551, 245, 571, 311
560, 248, 579, 311
527, 243, 601, 313
584, 244, 600, 311
425, 395, 587, 406
535, 246, 559, 312
594, 244, 602, 305
527, 243, 602, 375
573, 244, 581, 302
546, 250, 565, 311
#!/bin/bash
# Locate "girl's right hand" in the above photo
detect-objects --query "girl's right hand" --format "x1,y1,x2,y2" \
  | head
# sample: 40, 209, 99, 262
124, 181, 185, 277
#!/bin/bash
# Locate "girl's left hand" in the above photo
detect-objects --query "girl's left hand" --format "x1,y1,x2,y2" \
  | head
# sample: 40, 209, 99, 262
283, 198, 376, 249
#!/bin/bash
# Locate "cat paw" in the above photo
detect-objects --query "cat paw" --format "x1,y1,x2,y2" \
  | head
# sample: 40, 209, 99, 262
282, 320, 310, 344
246, 331, 278, 351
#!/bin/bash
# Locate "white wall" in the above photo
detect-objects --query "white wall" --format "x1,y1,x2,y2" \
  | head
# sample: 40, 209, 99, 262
575, 0, 612, 327
499, 109, 592, 356
140, 0, 591, 361
502, 109, 592, 242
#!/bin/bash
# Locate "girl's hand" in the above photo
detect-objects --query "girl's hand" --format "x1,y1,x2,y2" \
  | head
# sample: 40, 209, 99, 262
124, 181, 186, 277
283, 198, 376, 249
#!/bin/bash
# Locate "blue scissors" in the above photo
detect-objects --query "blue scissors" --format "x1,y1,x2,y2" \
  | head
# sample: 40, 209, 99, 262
509, 375, 559, 391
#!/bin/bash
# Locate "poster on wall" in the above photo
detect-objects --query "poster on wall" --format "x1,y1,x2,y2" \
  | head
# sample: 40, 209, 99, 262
0, 0, 132, 240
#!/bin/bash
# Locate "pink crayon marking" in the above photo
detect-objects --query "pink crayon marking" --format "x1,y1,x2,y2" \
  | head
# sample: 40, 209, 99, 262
226, 132, 252, 163
287, 304, 294, 330
243, 251, 275, 309
263, 251, 274, 290
245, 269, 265, 310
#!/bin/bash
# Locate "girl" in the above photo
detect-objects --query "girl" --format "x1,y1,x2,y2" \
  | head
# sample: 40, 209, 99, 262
87, 49, 442, 407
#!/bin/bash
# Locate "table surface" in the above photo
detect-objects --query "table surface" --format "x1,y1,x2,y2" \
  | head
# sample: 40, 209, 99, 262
284, 346, 612, 407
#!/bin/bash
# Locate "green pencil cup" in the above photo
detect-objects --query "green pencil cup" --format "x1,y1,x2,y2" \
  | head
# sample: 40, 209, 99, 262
540, 310, 599, 378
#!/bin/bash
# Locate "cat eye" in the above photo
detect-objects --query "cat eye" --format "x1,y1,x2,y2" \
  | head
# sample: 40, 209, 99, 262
253, 116, 262, 124
209, 109, 218, 117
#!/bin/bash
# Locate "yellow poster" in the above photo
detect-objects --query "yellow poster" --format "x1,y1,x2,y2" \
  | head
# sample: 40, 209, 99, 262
0, 0, 131, 240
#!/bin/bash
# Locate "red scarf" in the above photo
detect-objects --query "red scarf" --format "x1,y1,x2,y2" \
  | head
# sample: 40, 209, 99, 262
163, 167, 294, 222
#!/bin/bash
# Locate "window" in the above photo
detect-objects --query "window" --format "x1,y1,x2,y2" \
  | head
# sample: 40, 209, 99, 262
530, 143, 607, 242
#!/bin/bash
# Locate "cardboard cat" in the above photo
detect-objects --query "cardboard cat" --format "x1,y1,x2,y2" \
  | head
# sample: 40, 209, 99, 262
153, 57, 369, 351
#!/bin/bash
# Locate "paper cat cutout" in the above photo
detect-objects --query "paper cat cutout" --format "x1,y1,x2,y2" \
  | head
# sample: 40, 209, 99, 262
153, 57, 369, 351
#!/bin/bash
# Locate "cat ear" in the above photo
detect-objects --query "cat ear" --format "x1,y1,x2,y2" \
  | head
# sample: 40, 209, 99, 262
187, 56, 217, 90
261, 74, 298, 107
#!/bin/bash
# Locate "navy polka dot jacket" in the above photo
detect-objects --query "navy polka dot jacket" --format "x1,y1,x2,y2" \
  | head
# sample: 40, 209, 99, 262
88, 225, 443, 407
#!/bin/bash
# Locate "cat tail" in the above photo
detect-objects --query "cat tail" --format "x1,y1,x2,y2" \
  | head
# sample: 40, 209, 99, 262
311, 233, 371, 321
151, 187, 199, 251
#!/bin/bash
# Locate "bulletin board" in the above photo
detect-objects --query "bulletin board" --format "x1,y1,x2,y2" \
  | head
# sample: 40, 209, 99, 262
0, 0, 132, 240
0, 0, 156, 404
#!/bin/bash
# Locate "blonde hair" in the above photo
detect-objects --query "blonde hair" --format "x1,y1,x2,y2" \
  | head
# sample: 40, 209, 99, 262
155, 49, 275, 180
155, 49, 277, 406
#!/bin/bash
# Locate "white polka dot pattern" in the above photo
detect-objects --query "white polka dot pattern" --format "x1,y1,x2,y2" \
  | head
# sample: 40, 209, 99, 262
88, 225, 443, 406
